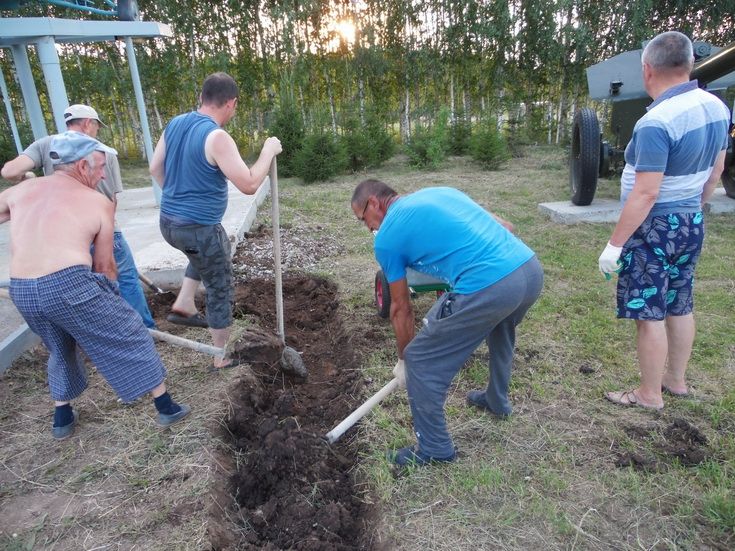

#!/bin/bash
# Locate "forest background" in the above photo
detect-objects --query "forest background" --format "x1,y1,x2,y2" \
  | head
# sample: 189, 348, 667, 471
1, 0, 734, 180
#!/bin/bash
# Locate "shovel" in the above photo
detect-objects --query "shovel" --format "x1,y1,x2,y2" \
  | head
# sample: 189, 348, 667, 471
269, 157, 307, 377
138, 272, 176, 299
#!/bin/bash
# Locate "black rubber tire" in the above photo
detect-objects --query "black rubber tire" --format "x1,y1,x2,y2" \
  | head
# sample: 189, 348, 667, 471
723, 134, 735, 199
117, 0, 140, 21
570, 108, 600, 206
374, 270, 390, 319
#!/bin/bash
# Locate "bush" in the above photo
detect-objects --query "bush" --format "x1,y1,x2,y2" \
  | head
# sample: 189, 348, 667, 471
293, 131, 346, 184
267, 101, 304, 177
405, 109, 451, 169
341, 113, 395, 172
470, 119, 510, 170
448, 115, 471, 156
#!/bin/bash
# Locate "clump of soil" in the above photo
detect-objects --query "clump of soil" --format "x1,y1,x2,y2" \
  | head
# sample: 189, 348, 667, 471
614, 418, 710, 471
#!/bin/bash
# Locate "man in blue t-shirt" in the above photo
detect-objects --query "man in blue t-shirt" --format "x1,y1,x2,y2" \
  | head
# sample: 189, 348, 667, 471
599, 32, 730, 410
351, 179, 543, 466
150, 73, 281, 370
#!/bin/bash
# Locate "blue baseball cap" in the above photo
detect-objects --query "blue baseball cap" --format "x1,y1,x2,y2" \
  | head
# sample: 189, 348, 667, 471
49, 131, 117, 166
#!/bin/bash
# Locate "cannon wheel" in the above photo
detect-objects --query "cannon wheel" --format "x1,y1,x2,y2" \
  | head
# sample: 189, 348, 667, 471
723, 134, 735, 199
374, 270, 391, 319
570, 108, 600, 206
118, 0, 139, 21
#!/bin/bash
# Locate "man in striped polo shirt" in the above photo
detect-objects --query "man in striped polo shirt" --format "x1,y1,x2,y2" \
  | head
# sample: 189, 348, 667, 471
599, 31, 730, 410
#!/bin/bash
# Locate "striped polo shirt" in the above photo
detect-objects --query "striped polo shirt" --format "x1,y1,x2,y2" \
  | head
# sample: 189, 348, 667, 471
620, 80, 730, 214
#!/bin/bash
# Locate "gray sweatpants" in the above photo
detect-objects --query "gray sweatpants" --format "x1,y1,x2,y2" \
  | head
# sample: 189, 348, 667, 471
404, 256, 544, 458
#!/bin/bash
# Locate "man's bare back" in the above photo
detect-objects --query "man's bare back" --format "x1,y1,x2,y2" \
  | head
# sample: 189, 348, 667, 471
0, 167, 115, 279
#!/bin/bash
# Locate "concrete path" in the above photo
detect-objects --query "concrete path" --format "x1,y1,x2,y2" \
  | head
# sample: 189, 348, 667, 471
538, 187, 735, 224
0, 181, 269, 373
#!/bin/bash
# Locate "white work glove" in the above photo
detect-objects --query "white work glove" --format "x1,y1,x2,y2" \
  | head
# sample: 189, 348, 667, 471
598, 242, 623, 276
393, 359, 406, 389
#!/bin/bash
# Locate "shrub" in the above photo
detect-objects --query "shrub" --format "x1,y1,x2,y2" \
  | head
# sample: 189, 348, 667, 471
470, 119, 510, 170
293, 131, 346, 184
341, 113, 395, 172
267, 101, 304, 177
448, 114, 471, 156
405, 108, 451, 169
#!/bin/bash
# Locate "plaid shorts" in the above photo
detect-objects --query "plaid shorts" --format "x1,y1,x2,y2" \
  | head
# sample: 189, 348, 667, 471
616, 211, 704, 320
10, 265, 166, 402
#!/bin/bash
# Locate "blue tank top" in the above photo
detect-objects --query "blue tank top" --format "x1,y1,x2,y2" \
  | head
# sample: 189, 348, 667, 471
160, 112, 228, 225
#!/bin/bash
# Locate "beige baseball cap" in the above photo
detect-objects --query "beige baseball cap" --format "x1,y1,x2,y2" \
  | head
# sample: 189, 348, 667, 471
63, 104, 107, 127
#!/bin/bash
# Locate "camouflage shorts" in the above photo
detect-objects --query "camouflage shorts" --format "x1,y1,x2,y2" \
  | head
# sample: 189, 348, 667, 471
160, 220, 233, 329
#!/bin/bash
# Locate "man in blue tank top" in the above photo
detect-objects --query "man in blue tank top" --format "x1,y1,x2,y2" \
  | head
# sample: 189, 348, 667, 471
351, 180, 544, 466
150, 73, 281, 370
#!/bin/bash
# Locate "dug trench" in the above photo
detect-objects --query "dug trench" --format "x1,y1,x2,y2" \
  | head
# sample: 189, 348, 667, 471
148, 274, 381, 550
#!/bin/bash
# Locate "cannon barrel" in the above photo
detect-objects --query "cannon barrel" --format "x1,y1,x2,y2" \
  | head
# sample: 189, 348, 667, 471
691, 41, 735, 86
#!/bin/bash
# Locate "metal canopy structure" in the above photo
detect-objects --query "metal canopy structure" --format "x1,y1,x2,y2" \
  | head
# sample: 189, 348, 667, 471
0, 16, 172, 201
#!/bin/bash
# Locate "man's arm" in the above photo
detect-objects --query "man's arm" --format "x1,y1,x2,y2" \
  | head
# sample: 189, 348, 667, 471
92, 199, 117, 280
1, 154, 36, 184
701, 150, 726, 207
149, 133, 166, 187
492, 213, 514, 233
0, 188, 12, 224
388, 278, 415, 358
207, 131, 281, 195
608, 171, 663, 246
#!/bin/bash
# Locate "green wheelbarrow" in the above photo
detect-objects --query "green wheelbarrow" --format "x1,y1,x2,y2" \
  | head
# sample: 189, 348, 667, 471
374, 267, 451, 319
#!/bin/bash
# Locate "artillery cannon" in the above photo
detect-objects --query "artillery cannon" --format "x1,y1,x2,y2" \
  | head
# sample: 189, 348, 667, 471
570, 40, 735, 205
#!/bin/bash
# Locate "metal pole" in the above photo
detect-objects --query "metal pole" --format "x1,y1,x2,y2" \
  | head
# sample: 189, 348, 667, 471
269, 158, 285, 339
36, 36, 69, 134
125, 36, 161, 205
0, 65, 23, 153
10, 44, 48, 140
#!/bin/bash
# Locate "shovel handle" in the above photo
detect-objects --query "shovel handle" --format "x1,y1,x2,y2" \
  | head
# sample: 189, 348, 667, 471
148, 329, 225, 357
269, 157, 285, 341
325, 378, 400, 444
138, 272, 164, 294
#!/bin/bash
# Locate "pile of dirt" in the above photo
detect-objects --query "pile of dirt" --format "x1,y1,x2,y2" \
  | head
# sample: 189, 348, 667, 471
614, 418, 710, 471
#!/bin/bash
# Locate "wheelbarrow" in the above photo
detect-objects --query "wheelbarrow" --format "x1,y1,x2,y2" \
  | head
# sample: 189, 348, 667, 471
374, 267, 451, 318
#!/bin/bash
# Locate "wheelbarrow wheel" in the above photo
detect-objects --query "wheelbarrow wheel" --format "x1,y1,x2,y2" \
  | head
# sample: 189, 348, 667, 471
374, 270, 391, 319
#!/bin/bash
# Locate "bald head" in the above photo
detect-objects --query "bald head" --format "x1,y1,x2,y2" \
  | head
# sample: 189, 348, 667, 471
351, 179, 398, 208
642, 31, 694, 76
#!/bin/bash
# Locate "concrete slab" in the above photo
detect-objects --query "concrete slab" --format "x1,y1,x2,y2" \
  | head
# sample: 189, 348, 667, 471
539, 187, 735, 224
0, 179, 270, 373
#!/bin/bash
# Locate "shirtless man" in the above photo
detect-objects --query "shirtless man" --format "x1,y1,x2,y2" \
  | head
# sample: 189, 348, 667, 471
0, 131, 190, 439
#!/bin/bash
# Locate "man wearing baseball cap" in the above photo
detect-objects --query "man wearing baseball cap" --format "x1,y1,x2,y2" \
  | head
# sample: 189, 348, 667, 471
1, 104, 157, 329
0, 131, 190, 439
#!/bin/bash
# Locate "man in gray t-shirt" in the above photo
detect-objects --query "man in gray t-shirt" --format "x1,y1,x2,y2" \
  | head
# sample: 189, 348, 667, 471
1, 104, 156, 328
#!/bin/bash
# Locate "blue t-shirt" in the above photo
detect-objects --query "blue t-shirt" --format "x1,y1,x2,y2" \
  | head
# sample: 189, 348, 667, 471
160, 111, 229, 225
620, 80, 730, 216
374, 187, 535, 294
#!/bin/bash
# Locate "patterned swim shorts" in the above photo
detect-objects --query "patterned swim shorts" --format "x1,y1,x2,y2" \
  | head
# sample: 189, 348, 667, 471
616, 211, 704, 320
